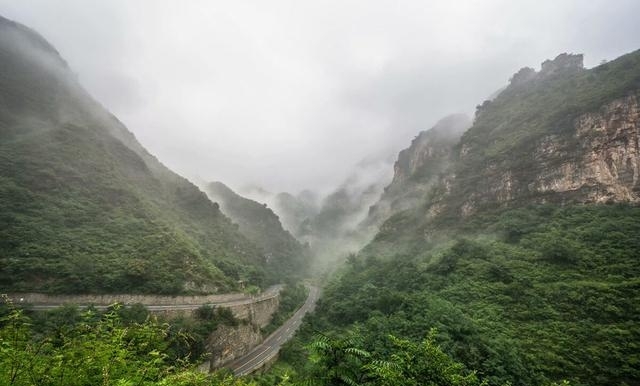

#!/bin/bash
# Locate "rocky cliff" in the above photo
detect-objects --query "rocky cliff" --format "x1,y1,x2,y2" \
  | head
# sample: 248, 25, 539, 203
423, 51, 640, 220
530, 94, 639, 202
363, 114, 470, 229
332, 50, 640, 386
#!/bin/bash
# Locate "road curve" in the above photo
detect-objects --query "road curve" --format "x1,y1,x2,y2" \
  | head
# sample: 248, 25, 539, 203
20, 285, 283, 311
228, 285, 320, 376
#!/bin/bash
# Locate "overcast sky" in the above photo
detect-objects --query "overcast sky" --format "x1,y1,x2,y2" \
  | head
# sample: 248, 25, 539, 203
1, 1, 640, 193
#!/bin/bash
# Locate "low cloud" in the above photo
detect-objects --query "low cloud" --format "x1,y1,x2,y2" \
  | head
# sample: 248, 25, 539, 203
1, 0, 639, 192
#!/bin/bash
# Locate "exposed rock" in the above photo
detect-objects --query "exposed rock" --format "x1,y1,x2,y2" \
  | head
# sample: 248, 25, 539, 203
206, 290, 280, 370
530, 94, 639, 202
363, 114, 470, 228
510, 67, 537, 85
540, 53, 584, 76
445, 94, 639, 215
207, 324, 262, 370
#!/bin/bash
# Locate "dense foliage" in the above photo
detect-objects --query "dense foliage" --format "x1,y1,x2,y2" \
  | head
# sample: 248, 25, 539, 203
0, 16, 280, 294
1, 296, 490, 386
0, 298, 262, 386
206, 182, 311, 282
443, 50, 640, 214
284, 204, 639, 386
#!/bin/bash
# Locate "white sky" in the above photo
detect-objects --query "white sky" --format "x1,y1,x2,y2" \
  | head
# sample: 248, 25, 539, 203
1, 0, 639, 193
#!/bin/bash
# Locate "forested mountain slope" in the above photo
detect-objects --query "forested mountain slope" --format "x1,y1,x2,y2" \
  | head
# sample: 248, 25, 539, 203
0, 15, 271, 294
289, 51, 640, 386
205, 181, 310, 280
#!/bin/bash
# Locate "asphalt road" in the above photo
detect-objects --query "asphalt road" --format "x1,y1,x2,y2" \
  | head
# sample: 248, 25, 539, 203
228, 285, 320, 376
21, 284, 320, 377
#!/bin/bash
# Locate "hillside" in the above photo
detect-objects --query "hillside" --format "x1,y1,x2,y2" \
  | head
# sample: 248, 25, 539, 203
205, 182, 310, 280
362, 113, 470, 231
273, 190, 319, 238
286, 51, 640, 386
0, 15, 271, 294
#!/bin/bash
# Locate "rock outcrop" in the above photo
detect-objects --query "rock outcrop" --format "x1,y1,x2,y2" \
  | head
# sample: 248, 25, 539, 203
540, 53, 584, 75
455, 94, 640, 216
531, 94, 639, 202
363, 114, 470, 229
416, 50, 640, 219
357, 53, 640, 230
207, 324, 263, 370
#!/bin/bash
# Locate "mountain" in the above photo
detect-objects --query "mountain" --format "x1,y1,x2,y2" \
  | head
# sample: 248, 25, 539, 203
205, 181, 310, 280
296, 51, 640, 385
272, 190, 319, 237
0, 15, 272, 294
362, 113, 470, 231
438, 53, 640, 218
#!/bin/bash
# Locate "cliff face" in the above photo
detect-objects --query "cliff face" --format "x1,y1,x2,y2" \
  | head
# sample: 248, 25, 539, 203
532, 94, 639, 202
420, 50, 640, 219
390, 114, 470, 190
363, 114, 470, 229
448, 94, 640, 217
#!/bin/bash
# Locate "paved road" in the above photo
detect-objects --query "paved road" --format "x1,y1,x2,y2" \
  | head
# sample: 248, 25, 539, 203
228, 285, 320, 376
23, 285, 283, 311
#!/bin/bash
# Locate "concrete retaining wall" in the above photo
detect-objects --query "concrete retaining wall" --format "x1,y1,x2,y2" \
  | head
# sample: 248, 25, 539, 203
5, 292, 249, 306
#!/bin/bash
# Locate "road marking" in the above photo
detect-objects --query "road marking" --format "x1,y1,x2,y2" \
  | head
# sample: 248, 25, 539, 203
228, 285, 319, 376
234, 346, 271, 373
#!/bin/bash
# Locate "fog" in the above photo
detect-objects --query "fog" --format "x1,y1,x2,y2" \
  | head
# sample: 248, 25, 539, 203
1, 0, 640, 194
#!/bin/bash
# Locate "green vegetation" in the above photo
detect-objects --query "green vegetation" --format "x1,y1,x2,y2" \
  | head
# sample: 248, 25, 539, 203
302, 329, 483, 386
277, 52, 640, 386
255, 329, 485, 386
465, 50, 640, 162
0, 16, 288, 294
444, 50, 640, 214
1, 300, 243, 368
2, 14, 639, 386
0, 298, 262, 386
283, 204, 639, 386
206, 182, 311, 282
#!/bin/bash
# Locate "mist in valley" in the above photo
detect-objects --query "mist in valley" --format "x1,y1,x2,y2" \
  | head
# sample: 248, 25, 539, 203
2, 2, 640, 385
4, 0, 640, 269
4, 1, 640, 194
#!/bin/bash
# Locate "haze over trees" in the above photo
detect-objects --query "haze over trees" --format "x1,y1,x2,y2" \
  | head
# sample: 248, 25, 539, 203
1, 3, 640, 386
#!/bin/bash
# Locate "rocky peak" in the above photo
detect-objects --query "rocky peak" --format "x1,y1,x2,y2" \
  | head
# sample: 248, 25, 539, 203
506, 54, 583, 87
509, 67, 537, 85
540, 53, 584, 76
419, 50, 640, 220
390, 114, 470, 190
362, 114, 470, 229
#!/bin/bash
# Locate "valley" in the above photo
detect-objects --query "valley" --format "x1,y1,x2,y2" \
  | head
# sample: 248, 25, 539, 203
1, 4, 640, 386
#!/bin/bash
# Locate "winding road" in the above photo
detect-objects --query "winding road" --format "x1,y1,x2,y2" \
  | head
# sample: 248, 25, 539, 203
13, 284, 320, 377
228, 285, 320, 376
17, 285, 283, 311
